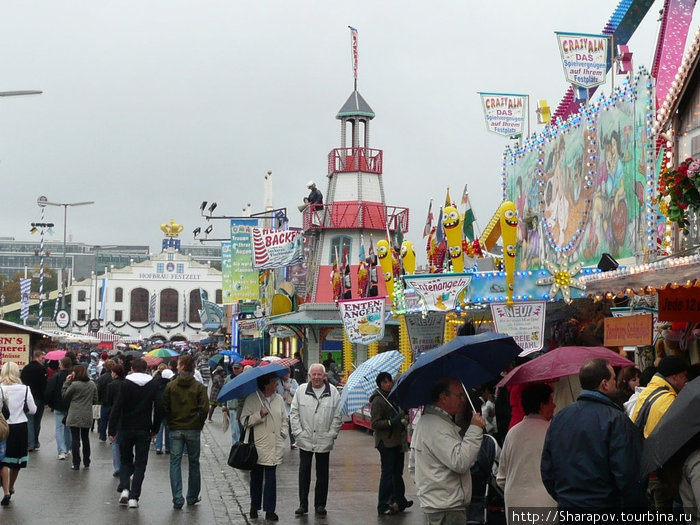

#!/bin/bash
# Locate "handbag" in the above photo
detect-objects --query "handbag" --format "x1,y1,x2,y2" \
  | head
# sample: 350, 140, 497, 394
227, 424, 257, 470
0, 391, 9, 442
0, 440, 6, 461
23, 386, 30, 414
1, 389, 9, 420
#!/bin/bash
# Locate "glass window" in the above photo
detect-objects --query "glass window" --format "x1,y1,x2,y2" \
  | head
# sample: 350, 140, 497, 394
157, 263, 164, 273
115, 287, 123, 302
168, 253, 174, 261
215, 289, 222, 304
189, 289, 202, 323
329, 235, 352, 264
114, 310, 123, 322
77, 310, 86, 321
78, 290, 86, 301
177, 264, 184, 273
160, 288, 178, 323
130, 288, 149, 322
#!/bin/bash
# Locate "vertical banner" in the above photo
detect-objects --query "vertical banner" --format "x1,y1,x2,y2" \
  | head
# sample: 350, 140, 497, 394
99, 278, 107, 320
405, 312, 446, 355
555, 32, 610, 88
20, 278, 31, 321
227, 219, 260, 303
149, 292, 156, 328
338, 297, 386, 345
250, 228, 303, 269
490, 301, 546, 355
349, 26, 359, 79
478, 93, 528, 138
403, 274, 472, 312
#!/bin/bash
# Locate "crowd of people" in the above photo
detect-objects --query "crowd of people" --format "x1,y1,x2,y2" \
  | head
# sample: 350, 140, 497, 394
1, 344, 699, 524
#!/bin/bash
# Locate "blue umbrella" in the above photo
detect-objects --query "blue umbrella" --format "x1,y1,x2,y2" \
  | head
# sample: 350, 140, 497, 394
217, 362, 288, 402
339, 350, 405, 416
209, 350, 243, 370
388, 332, 521, 410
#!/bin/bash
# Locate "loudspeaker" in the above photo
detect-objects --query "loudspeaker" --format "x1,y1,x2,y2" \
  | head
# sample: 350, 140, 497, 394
597, 253, 619, 272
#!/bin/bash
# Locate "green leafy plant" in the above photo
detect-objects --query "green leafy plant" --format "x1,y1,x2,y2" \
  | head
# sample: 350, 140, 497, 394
659, 157, 700, 234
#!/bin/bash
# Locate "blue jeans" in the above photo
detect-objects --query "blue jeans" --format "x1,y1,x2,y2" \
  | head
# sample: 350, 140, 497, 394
112, 439, 121, 476
156, 420, 170, 451
54, 410, 72, 455
169, 429, 201, 507
118, 430, 151, 500
377, 444, 408, 513
99, 405, 111, 441
229, 409, 241, 444
27, 402, 44, 449
250, 464, 277, 512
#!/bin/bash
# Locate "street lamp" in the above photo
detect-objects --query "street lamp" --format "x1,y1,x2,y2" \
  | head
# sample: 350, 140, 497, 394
41, 198, 95, 311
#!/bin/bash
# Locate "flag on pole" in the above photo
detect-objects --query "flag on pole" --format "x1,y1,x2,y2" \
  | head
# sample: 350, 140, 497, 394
349, 26, 359, 80
423, 199, 433, 238
99, 278, 107, 320
182, 292, 187, 329
461, 184, 469, 205
395, 219, 404, 249
435, 206, 444, 244
463, 191, 476, 241
20, 278, 31, 321
149, 292, 157, 329
342, 245, 352, 299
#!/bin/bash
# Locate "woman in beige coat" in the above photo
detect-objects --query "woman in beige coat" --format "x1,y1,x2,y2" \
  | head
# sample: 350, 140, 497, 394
240, 372, 287, 522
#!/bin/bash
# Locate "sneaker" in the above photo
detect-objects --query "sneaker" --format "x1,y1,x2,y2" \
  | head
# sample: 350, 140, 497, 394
265, 511, 279, 521
187, 497, 202, 506
155, 449, 163, 455
70, 464, 80, 470
315, 506, 327, 516
294, 507, 308, 515
128, 499, 139, 508
57, 453, 67, 460
119, 489, 129, 505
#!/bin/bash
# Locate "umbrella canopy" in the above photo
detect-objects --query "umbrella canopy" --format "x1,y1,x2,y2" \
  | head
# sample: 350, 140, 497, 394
641, 376, 700, 476
143, 356, 163, 367
218, 350, 243, 362
339, 350, 406, 416
44, 349, 67, 361
496, 346, 634, 388
259, 357, 299, 369
217, 362, 288, 403
388, 332, 521, 410
123, 350, 144, 359
239, 359, 257, 367
146, 348, 179, 358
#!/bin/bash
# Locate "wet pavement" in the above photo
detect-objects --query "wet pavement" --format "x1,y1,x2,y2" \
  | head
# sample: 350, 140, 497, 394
2, 409, 426, 524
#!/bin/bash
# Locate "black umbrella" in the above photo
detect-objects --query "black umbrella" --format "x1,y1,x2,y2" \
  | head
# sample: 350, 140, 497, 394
641, 376, 700, 477
123, 350, 144, 359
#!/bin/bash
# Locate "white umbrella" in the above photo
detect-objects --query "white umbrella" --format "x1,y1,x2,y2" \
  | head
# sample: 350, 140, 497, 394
339, 350, 406, 416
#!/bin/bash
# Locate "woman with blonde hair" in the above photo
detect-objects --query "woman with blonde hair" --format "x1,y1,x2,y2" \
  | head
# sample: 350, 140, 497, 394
0, 361, 37, 506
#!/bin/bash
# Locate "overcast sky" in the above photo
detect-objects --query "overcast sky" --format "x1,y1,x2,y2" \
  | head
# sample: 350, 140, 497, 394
1, 1, 697, 262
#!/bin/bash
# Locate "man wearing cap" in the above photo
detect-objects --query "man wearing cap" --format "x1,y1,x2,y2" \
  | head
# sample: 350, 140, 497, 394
304, 181, 323, 207
631, 354, 689, 509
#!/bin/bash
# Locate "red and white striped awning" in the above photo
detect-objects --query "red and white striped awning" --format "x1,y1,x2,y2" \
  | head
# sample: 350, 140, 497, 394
96, 331, 120, 342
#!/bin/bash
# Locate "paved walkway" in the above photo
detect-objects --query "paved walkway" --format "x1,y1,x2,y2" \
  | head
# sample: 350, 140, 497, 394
2, 410, 426, 524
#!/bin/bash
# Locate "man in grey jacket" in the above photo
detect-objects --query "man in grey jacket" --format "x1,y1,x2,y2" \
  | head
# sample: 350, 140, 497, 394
409, 377, 485, 525
289, 363, 342, 517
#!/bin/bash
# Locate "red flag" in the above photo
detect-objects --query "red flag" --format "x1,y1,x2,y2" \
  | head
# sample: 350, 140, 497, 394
423, 199, 433, 238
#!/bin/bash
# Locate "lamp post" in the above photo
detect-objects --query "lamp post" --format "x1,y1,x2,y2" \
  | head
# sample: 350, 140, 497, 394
42, 198, 95, 311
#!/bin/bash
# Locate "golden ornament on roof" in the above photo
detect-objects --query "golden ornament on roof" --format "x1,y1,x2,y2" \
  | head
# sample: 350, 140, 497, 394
160, 219, 184, 238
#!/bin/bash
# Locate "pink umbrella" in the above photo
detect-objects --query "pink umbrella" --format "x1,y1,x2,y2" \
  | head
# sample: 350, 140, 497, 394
496, 346, 634, 388
44, 349, 67, 361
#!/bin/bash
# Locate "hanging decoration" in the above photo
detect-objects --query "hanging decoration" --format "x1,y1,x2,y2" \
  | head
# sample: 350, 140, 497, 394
535, 259, 585, 304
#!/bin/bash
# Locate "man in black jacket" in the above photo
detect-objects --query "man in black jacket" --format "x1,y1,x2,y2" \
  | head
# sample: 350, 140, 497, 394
21, 350, 47, 451
108, 358, 162, 509
45, 356, 73, 459
541, 358, 646, 511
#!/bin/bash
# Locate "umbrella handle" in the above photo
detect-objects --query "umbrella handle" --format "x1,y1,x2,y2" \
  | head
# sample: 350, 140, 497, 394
461, 382, 477, 414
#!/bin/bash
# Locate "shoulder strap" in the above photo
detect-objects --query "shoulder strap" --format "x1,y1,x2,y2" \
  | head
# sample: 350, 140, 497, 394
634, 386, 669, 430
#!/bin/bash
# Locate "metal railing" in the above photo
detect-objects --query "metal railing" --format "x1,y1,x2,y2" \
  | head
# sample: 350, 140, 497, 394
327, 147, 383, 175
302, 202, 409, 232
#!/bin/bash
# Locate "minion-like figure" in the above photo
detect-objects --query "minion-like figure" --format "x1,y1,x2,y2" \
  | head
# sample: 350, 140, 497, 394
443, 205, 464, 272
376, 239, 395, 299
499, 201, 518, 306
400, 240, 416, 275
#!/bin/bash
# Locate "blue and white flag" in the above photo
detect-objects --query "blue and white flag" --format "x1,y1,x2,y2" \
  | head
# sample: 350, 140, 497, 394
149, 292, 156, 328
99, 278, 107, 320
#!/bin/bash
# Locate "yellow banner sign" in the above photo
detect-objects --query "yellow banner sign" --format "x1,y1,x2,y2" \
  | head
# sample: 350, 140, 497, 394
0, 333, 30, 368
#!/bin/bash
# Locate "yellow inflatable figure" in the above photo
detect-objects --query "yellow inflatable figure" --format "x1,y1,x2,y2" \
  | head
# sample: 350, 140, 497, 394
499, 201, 518, 307
376, 239, 395, 299
443, 205, 463, 272
400, 240, 416, 275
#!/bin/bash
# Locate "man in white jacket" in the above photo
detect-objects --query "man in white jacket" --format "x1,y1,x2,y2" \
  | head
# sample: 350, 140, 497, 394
409, 377, 485, 525
289, 363, 342, 517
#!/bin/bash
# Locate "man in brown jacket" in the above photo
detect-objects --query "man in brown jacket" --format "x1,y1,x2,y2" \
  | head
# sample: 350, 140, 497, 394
370, 372, 413, 515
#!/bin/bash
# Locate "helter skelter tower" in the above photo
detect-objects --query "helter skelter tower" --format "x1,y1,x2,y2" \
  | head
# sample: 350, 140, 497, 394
302, 30, 409, 304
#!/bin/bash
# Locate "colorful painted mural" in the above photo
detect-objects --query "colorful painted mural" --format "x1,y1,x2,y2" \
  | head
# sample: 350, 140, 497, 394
508, 71, 654, 269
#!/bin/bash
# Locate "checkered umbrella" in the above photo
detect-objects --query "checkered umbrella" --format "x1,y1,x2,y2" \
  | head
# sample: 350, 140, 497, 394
339, 350, 405, 416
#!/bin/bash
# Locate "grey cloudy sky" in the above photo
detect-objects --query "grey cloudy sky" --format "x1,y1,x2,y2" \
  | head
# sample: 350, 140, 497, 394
1, 1, 696, 260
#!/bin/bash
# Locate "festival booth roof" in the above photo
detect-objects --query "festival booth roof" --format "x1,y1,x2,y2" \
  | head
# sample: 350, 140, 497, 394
267, 302, 400, 328
581, 255, 700, 296
0, 320, 99, 344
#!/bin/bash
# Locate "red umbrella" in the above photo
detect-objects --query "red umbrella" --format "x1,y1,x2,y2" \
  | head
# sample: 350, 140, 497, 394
260, 356, 299, 369
143, 356, 163, 368
496, 346, 634, 388
45, 349, 67, 361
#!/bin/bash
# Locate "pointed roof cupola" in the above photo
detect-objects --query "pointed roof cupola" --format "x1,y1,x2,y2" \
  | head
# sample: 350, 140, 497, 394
336, 90, 375, 120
